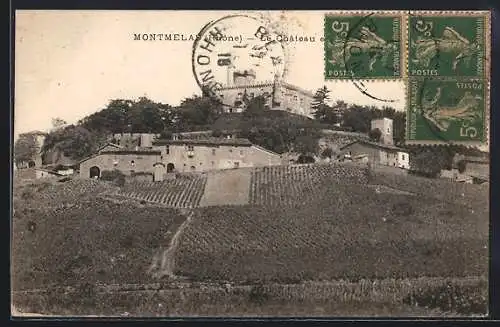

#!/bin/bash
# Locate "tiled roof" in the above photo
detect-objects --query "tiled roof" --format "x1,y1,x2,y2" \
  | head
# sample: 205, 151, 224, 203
154, 137, 252, 147
340, 139, 406, 152
100, 150, 161, 155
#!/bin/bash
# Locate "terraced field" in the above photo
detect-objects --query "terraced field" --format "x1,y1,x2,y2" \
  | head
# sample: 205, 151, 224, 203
117, 176, 207, 208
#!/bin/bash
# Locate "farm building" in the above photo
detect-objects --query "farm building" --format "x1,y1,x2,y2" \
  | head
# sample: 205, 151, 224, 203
338, 117, 410, 169
79, 134, 282, 180
463, 156, 489, 183
340, 140, 410, 169
441, 155, 489, 184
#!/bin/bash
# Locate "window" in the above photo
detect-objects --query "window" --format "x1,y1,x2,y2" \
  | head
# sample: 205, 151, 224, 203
188, 145, 194, 151
229, 148, 233, 153
166, 145, 170, 155
402, 154, 405, 160
212, 149, 216, 155
130, 160, 135, 166
200, 162, 203, 166
240, 150, 244, 156
387, 128, 390, 133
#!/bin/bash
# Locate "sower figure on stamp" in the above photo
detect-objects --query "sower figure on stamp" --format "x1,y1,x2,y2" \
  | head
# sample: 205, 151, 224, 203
411, 26, 480, 72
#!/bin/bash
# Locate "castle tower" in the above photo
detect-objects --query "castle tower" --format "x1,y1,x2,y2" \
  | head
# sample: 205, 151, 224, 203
371, 118, 393, 145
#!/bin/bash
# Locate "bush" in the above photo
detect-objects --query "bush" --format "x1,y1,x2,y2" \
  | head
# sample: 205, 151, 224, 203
403, 280, 487, 315
369, 128, 382, 142
101, 170, 125, 186
248, 284, 269, 305
297, 155, 315, 164
321, 147, 334, 159
457, 160, 467, 174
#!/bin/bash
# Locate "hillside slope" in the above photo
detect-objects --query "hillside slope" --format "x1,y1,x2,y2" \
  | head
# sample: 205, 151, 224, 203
175, 167, 488, 283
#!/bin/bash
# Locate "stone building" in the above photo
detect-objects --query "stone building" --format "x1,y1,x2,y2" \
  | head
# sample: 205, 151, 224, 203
215, 73, 314, 117
339, 118, 410, 169
371, 118, 394, 145
79, 134, 282, 180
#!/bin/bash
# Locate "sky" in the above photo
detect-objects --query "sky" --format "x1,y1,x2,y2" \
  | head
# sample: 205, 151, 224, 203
14, 10, 407, 139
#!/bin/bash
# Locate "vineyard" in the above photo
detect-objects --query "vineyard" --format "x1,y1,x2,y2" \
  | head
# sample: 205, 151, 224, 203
13, 178, 117, 205
175, 182, 488, 283
249, 163, 369, 206
12, 196, 186, 291
117, 175, 207, 208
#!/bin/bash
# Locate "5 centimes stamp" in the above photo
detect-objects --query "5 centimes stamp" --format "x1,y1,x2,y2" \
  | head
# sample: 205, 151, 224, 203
192, 14, 287, 96
324, 12, 404, 79
406, 78, 488, 145
408, 11, 491, 78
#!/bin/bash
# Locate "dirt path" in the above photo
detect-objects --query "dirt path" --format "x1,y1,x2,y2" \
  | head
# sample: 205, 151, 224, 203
199, 169, 251, 206
149, 209, 194, 279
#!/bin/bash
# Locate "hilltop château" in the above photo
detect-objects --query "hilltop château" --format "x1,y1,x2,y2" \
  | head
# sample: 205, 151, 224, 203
215, 70, 314, 117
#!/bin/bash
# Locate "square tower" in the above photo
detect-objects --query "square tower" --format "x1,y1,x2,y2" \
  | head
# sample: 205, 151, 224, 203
371, 118, 393, 145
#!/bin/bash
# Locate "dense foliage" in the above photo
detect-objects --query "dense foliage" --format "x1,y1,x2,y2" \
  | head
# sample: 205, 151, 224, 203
14, 134, 39, 164
22, 87, 486, 166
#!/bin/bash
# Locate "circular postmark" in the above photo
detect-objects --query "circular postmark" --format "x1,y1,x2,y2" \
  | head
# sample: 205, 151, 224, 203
192, 15, 287, 96
340, 13, 402, 104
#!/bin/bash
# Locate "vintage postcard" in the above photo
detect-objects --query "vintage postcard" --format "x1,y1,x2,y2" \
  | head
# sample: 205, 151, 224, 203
12, 10, 490, 317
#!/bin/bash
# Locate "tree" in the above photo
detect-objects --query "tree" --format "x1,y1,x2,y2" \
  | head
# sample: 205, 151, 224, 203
243, 96, 268, 118
174, 94, 223, 130
409, 146, 455, 178
369, 128, 382, 142
51, 117, 67, 129
341, 105, 373, 133
14, 135, 39, 164
321, 147, 334, 159
42, 125, 99, 161
457, 160, 467, 173
312, 86, 337, 124
410, 149, 443, 178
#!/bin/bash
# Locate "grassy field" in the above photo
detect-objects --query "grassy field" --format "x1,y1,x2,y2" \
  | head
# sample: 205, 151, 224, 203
11, 165, 489, 316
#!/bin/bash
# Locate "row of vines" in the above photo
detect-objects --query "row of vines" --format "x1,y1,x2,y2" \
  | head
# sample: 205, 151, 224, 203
249, 163, 369, 207
118, 176, 207, 208
175, 182, 488, 283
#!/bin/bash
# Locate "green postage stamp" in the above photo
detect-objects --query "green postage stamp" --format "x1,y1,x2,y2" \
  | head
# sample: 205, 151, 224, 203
324, 12, 404, 79
408, 12, 490, 78
406, 11, 490, 146
406, 78, 488, 145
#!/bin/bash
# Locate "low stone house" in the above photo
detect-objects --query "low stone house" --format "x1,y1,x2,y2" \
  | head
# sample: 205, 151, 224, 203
78, 135, 282, 181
